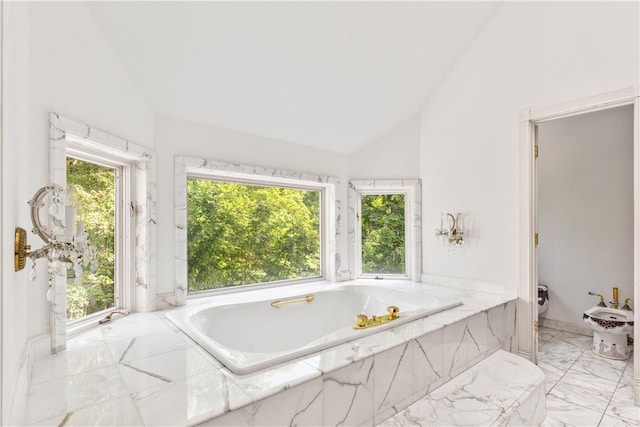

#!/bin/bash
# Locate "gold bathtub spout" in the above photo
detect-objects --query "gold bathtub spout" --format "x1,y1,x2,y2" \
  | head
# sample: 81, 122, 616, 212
270, 295, 315, 308
353, 306, 400, 330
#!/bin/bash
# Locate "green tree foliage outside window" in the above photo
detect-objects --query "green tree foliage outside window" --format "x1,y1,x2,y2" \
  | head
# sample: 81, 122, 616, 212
187, 179, 321, 291
361, 194, 406, 275
66, 157, 116, 321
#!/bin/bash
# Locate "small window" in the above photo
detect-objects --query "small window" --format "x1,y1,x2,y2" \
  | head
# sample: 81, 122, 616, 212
350, 180, 421, 281
360, 193, 406, 275
65, 154, 125, 322
187, 178, 322, 291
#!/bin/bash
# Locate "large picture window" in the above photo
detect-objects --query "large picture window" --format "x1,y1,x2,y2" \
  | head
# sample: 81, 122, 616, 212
187, 178, 321, 291
175, 156, 338, 302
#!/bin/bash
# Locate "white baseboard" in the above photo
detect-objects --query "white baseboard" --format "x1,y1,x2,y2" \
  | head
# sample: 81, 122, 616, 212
538, 317, 591, 336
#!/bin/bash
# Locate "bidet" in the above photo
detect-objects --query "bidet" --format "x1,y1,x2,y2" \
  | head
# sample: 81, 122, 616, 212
583, 305, 634, 360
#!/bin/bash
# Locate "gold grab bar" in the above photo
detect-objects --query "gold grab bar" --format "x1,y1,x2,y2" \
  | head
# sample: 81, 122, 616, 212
270, 295, 315, 308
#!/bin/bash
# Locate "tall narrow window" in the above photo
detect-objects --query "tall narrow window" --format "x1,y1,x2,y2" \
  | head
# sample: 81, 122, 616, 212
361, 194, 406, 275
360, 194, 406, 275
350, 179, 421, 281
66, 156, 122, 321
187, 178, 321, 292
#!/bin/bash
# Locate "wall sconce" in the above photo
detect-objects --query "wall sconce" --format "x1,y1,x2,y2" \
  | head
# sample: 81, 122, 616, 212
435, 212, 466, 248
14, 184, 96, 282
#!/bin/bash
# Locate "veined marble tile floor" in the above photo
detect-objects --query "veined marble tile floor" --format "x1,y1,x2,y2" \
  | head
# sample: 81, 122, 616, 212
539, 326, 638, 427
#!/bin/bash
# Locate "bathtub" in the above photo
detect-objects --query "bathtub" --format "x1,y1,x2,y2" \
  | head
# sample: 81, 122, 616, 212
166, 283, 462, 374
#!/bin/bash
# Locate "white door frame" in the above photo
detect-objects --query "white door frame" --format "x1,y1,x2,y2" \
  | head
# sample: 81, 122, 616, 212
518, 87, 639, 404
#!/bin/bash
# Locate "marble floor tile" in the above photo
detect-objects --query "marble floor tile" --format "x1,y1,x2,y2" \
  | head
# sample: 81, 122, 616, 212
547, 380, 612, 413
543, 336, 590, 355
561, 369, 620, 395
543, 395, 604, 427
605, 395, 640, 425
539, 327, 638, 427
538, 345, 582, 372
538, 327, 559, 346
599, 414, 640, 427
553, 331, 593, 351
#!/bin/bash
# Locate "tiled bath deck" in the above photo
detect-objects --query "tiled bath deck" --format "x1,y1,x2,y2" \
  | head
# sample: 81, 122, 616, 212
23, 280, 517, 426
539, 326, 638, 427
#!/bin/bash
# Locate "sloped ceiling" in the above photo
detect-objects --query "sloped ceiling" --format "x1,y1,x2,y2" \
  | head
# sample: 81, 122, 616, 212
84, 2, 501, 154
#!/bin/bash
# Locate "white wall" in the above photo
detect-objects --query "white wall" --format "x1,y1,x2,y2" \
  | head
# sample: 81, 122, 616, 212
1, 2, 29, 422
2, 2, 153, 420
420, 2, 639, 291
154, 115, 350, 297
348, 113, 420, 179
537, 106, 634, 327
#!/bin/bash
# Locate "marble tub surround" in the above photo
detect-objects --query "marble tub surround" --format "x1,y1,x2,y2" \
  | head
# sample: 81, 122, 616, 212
167, 282, 462, 374
24, 280, 516, 426
377, 350, 546, 427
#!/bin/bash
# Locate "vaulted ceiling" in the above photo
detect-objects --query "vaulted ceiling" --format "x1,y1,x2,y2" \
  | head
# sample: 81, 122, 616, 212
84, 2, 501, 154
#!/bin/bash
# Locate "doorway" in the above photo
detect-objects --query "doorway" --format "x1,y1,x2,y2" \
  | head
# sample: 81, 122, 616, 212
517, 87, 639, 406
536, 105, 634, 335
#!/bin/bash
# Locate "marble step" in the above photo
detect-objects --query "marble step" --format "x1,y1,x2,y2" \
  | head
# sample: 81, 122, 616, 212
378, 350, 546, 426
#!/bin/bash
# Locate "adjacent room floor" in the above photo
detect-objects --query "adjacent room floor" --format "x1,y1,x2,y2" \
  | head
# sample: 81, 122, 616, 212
539, 326, 638, 426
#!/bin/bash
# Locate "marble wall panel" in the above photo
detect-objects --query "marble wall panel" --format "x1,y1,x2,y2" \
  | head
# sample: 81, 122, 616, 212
322, 357, 374, 427
412, 328, 445, 394
373, 341, 414, 420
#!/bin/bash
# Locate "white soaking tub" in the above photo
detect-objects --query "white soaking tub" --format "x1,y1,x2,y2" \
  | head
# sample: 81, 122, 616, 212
166, 283, 462, 374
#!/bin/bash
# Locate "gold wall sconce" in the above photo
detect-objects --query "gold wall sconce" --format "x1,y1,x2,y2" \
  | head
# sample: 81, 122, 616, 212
14, 184, 96, 281
435, 212, 466, 248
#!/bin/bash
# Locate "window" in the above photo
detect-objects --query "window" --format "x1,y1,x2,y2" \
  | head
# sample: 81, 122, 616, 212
65, 155, 123, 321
187, 177, 321, 291
360, 193, 406, 275
175, 156, 339, 300
50, 114, 155, 349
349, 180, 421, 281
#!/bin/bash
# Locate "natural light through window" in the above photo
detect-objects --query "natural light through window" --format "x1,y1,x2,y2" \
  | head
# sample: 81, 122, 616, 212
187, 178, 322, 291
360, 194, 406, 275
65, 156, 119, 321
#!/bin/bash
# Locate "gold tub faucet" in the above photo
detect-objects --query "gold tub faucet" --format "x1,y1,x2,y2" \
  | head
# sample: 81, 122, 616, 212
353, 306, 400, 330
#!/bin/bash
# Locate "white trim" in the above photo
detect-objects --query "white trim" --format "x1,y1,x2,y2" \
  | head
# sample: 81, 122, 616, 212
174, 155, 341, 305
65, 153, 128, 321
634, 92, 640, 406
49, 113, 156, 352
518, 87, 640, 388
349, 179, 422, 282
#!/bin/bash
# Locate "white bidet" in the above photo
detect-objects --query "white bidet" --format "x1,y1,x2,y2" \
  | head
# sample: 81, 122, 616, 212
583, 306, 634, 360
